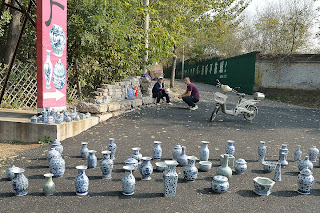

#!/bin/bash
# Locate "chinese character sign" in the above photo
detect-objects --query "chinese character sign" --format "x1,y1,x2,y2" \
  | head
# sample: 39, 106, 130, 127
36, 0, 67, 112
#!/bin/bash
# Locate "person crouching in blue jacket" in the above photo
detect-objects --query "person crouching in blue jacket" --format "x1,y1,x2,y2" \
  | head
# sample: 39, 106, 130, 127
152, 76, 172, 106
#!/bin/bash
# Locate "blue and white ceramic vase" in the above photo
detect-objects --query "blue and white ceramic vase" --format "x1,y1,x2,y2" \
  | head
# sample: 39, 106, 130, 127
212, 175, 229, 193
124, 157, 138, 171
294, 145, 302, 162
100, 151, 113, 179
65, 115, 72, 122
108, 138, 117, 160
131, 147, 142, 164
273, 163, 281, 182
297, 168, 314, 195
200, 141, 210, 161
225, 140, 235, 155
51, 139, 63, 155
217, 154, 232, 178
6, 165, 18, 180
258, 141, 267, 162
177, 146, 188, 167
183, 156, 198, 181
279, 151, 288, 168
88, 150, 97, 169
279, 144, 288, 158
75, 165, 89, 196
47, 148, 61, 163
122, 165, 135, 195
140, 157, 153, 180
298, 156, 313, 171
172, 144, 182, 160
52, 58, 66, 89
235, 158, 247, 174
163, 160, 179, 197
55, 113, 63, 124
153, 141, 162, 160
80, 142, 89, 158
12, 168, 28, 196
49, 155, 65, 177
309, 146, 319, 163
44, 50, 53, 89
42, 173, 55, 196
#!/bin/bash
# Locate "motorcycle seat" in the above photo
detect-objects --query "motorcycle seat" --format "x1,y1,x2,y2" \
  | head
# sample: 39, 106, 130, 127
237, 93, 245, 98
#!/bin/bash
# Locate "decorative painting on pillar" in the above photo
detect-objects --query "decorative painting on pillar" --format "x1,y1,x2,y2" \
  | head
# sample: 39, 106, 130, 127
36, 0, 67, 112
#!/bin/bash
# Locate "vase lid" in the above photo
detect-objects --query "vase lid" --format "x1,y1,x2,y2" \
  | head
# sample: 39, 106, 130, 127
101, 150, 111, 155
174, 144, 182, 149
125, 157, 138, 164
132, 147, 141, 151
213, 175, 228, 182
260, 141, 265, 144
52, 138, 61, 145
88, 150, 96, 154
154, 141, 162, 144
236, 158, 247, 164
300, 168, 312, 175
201, 141, 210, 144
227, 140, 234, 144
81, 142, 88, 145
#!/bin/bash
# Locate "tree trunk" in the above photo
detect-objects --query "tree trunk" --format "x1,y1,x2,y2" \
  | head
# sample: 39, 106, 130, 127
170, 46, 177, 88
4, 0, 22, 65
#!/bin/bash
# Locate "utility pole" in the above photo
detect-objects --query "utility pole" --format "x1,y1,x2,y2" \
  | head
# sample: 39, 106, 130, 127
143, 0, 149, 73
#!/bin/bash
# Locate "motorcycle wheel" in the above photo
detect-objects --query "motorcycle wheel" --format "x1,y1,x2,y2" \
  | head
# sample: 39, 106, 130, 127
210, 105, 220, 122
244, 105, 257, 121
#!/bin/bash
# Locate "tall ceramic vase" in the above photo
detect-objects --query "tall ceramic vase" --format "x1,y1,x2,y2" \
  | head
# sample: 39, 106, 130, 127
163, 160, 178, 197
225, 140, 235, 155
217, 154, 232, 178
200, 141, 210, 161
273, 163, 281, 182
108, 138, 117, 160
49, 155, 65, 177
279, 144, 288, 160
12, 168, 28, 196
294, 145, 302, 162
177, 146, 188, 166
80, 142, 89, 158
153, 141, 162, 160
279, 151, 288, 168
183, 156, 198, 181
258, 141, 267, 162
51, 139, 63, 155
140, 157, 153, 180
44, 50, 53, 89
131, 147, 142, 164
100, 150, 113, 179
88, 150, 97, 169
42, 173, 55, 196
122, 165, 135, 195
297, 168, 314, 195
309, 146, 319, 163
75, 165, 89, 196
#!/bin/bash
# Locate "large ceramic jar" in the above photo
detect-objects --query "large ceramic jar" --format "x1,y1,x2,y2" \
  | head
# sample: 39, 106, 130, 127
200, 141, 210, 161
42, 173, 55, 196
100, 150, 113, 179
258, 141, 267, 162
294, 145, 302, 162
44, 50, 53, 89
47, 148, 61, 163
163, 160, 179, 197
51, 139, 63, 155
309, 146, 319, 163
172, 144, 182, 160
131, 147, 142, 164
298, 156, 313, 171
279, 151, 288, 168
140, 157, 153, 180
212, 175, 229, 193
75, 165, 89, 196
153, 141, 162, 160
122, 165, 135, 195
235, 158, 247, 174
183, 156, 198, 181
124, 157, 138, 171
12, 168, 28, 196
297, 168, 314, 195
108, 138, 117, 160
6, 165, 17, 180
88, 150, 97, 169
217, 154, 232, 178
80, 142, 89, 158
49, 155, 65, 177
225, 140, 235, 155
177, 146, 188, 167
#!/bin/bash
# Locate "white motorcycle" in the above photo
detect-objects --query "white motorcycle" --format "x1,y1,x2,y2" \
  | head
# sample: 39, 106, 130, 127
210, 80, 265, 122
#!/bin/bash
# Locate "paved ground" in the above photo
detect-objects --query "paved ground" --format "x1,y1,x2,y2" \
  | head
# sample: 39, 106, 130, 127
0, 80, 320, 213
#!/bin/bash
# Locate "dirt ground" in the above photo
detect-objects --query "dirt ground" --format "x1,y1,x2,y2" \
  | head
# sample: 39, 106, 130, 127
0, 143, 40, 158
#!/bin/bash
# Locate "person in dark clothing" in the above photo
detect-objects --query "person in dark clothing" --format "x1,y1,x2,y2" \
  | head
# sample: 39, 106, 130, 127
178, 77, 200, 110
152, 76, 172, 105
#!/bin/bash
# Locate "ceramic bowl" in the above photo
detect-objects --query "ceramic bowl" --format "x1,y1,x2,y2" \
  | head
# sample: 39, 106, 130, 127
253, 177, 275, 196
262, 161, 277, 172
155, 162, 167, 172
199, 161, 212, 172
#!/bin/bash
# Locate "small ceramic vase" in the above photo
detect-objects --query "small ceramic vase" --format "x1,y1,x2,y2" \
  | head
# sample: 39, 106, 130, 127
177, 146, 188, 166
75, 165, 89, 196
200, 141, 210, 161
47, 148, 61, 163
140, 157, 153, 180
42, 173, 55, 196
153, 141, 162, 160
6, 165, 18, 180
297, 168, 314, 195
80, 142, 89, 158
49, 155, 65, 177
124, 157, 138, 171
65, 115, 72, 122
88, 150, 97, 169
172, 144, 182, 160
273, 163, 281, 182
131, 147, 142, 164
100, 151, 114, 179
122, 165, 135, 195
279, 144, 288, 158
279, 151, 288, 168
30, 115, 39, 123
163, 160, 179, 197
51, 138, 63, 155
217, 154, 232, 178
225, 140, 235, 155
85, 112, 91, 118
183, 156, 198, 181
294, 145, 302, 162
258, 141, 267, 162
298, 156, 313, 171
12, 168, 28, 196
235, 158, 247, 174
309, 146, 319, 163
108, 138, 117, 160
212, 175, 229, 193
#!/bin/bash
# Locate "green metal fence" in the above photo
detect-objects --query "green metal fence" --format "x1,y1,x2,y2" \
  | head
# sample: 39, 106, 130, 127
164, 52, 257, 94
